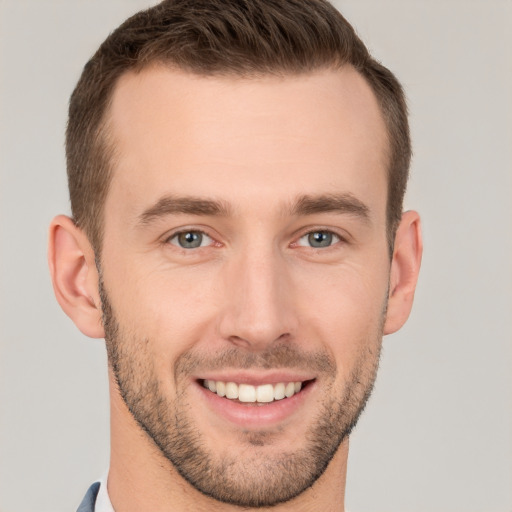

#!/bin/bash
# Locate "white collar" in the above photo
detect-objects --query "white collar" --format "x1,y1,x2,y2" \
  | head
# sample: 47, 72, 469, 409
95, 473, 115, 512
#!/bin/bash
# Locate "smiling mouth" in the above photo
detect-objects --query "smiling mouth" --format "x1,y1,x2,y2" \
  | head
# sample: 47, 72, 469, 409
201, 379, 312, 403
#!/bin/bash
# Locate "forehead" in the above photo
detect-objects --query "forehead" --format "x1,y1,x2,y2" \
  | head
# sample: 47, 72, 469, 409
105, 66, 388, 218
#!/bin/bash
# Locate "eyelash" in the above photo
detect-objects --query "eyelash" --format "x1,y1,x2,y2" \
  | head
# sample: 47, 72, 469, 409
166, 230, 216, 249
295, 230, 342, 249
164, 228, 346, 251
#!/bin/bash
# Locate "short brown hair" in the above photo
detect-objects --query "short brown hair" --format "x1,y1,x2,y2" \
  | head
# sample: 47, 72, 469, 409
66, 0, 410, 253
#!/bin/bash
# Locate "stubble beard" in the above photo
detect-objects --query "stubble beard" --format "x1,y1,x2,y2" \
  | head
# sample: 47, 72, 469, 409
100, 278, 384, 508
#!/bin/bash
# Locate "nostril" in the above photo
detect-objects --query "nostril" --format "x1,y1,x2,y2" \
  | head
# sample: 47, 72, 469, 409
226, 332, 293, 351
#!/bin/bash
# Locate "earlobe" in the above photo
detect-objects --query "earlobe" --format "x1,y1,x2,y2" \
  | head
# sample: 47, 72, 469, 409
48, 215, 105, 338
383, 210, 423, 335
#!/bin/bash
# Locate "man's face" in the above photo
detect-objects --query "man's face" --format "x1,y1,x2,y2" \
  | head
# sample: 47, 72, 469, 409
100, 66, 391, 507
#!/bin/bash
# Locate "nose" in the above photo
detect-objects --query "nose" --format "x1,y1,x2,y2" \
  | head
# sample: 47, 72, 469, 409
217, 245, 297, 351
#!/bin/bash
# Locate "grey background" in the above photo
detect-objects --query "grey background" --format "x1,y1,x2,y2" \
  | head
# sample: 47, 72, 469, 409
1, 1, 510, 511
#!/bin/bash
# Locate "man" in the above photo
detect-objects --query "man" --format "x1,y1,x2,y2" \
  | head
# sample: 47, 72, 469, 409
48, 0, 422, 510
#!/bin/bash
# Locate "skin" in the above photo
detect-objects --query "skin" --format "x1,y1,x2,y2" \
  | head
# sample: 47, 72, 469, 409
49, 66, 422, 511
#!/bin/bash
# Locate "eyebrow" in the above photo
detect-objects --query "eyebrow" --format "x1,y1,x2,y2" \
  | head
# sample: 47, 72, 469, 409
138, 195, 232, 225
138, 192, 371, 225
291, 193, 371, 222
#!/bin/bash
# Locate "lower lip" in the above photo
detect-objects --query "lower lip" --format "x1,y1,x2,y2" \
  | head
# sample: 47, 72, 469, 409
195, 381, 315, 428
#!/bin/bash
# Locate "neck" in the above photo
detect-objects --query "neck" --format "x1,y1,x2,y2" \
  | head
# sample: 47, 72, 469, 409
107, 376, 348, 512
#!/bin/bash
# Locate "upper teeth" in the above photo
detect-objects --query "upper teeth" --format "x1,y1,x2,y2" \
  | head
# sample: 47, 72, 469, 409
203, 380, 303, 403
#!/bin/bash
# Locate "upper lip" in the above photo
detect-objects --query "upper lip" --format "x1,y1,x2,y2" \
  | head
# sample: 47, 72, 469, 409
195, 371, 316, 386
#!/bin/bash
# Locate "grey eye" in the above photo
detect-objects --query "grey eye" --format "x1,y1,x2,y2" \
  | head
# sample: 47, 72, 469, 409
169, 231, 212, 249
297, 231, 339, 248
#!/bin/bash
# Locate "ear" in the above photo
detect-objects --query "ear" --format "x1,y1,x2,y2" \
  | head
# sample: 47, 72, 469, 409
384, 210, 423, 335
48, 215, 105, 338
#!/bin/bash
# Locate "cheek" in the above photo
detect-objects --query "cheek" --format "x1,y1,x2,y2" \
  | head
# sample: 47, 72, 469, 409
292, 260, 389, 365
105, 262, 221, 363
